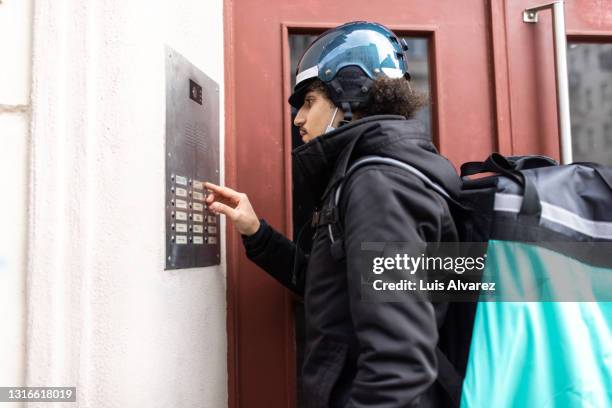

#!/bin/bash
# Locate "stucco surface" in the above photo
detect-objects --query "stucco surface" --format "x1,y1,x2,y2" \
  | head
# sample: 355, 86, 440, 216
0, 0, 33, 401
23, 1, 227, 407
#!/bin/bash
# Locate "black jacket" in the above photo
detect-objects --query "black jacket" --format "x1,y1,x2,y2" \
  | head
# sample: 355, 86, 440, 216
242, 116, 461, 407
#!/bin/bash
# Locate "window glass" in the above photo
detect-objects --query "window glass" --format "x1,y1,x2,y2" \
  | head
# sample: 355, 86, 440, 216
568, 43, 612, 165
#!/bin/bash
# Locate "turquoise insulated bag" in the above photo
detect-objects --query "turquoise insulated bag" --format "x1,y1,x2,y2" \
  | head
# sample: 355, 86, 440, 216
325, 153, 612, 407
456, 154, 612, 407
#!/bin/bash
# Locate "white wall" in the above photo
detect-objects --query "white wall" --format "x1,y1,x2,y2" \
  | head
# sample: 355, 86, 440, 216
21, 0, 227, 407
0, 0, 32, 399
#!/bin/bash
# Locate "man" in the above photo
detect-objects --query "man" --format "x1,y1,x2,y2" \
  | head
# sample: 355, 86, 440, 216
206, 22, 462, 407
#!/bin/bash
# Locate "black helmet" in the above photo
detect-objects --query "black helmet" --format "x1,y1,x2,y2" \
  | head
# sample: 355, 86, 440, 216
289, 21, 412, 118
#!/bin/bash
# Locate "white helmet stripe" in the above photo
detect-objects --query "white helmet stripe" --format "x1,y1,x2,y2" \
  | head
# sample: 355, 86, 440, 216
381, 67, 403, 78
296, 65, 319, 86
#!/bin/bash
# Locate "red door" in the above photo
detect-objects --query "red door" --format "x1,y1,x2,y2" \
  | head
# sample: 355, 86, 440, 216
224, 1, 612, 407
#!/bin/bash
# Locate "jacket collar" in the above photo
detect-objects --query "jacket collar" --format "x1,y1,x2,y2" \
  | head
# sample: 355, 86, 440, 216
292, 114, 461, 204
292, 115, 406, 203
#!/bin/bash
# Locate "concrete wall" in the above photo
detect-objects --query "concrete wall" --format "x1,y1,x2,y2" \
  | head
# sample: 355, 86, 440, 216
0, 0, 32, 398
1, 0, 227, 407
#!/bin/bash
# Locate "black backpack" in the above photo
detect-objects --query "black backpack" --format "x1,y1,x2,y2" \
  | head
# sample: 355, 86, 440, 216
312, 152, 612, 407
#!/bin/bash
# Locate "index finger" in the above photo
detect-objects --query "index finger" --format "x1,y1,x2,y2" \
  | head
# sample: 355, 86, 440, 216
205, 182, 243, 202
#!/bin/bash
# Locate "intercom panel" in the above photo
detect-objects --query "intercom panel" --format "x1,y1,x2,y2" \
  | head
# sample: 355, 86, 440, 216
165, 46, 220, 269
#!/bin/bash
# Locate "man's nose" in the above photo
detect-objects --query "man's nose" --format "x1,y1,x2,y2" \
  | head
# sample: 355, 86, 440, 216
294, 107, 305, 127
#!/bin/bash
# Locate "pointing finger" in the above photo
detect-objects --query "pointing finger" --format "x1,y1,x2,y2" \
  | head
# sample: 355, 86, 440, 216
205, 182, 242, 203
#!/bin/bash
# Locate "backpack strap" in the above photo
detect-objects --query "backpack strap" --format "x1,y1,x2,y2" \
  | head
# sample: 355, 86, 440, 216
335, 156, 452, 204
313, 155, 454, 262
436, 347, 464, 408
506, 155, 557, 170
310, 205, 346, 260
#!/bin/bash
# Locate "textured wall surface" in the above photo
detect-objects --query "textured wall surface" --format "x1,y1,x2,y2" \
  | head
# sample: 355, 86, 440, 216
0, 0, 32, 400
24, 0, 227, 407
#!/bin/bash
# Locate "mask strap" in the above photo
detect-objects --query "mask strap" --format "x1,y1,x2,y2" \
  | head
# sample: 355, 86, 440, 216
327, 107, 339, 128
324, 107, 339, 134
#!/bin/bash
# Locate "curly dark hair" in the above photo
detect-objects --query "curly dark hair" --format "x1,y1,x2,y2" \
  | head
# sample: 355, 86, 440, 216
358, 77, 428, 118
306, 77, 427, 119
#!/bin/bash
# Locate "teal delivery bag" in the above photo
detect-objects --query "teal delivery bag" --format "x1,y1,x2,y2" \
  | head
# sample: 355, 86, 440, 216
457, 155, 612, 407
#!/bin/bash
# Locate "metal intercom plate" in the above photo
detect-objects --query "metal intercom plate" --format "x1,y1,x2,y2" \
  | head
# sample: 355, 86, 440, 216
165, 46, 220, 269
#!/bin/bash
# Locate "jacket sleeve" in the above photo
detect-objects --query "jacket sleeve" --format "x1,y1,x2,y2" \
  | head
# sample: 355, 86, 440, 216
340, 166, 450, 408
242, 219, 307, 296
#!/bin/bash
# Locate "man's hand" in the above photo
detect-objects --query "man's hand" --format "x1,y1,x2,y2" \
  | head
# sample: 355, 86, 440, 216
205, 182, 261, 236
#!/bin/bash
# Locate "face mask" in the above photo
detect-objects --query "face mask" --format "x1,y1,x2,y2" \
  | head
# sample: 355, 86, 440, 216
324, 107, 339, 134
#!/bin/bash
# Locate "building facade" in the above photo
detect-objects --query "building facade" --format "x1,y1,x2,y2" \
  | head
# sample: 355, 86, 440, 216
1, 0, 610, 407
